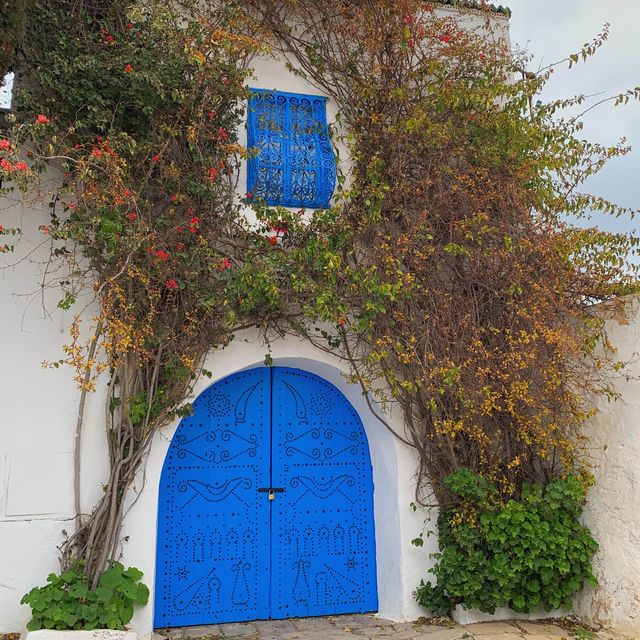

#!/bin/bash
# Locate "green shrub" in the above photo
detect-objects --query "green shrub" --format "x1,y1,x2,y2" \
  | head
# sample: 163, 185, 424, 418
21, 562, 149, 630
415, 470, 598, 615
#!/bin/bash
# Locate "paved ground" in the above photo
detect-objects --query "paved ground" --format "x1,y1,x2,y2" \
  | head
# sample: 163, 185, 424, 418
156, 614, 634, 640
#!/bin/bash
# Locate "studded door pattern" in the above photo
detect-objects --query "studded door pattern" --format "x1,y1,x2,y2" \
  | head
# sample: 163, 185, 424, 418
155, 367, 377, 628
271, 368, 378, 618
154, 368, 271, 628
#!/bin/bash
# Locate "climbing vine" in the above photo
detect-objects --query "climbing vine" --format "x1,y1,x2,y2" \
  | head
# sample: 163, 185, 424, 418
241, 1, 640, 505
2, 0, 264, 586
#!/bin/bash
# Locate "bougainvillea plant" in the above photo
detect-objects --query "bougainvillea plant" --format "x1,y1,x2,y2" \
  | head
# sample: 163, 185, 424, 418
2, 0, 267, 587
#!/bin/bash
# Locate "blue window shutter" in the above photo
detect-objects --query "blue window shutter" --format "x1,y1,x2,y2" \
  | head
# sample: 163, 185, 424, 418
247, 89, 337, 209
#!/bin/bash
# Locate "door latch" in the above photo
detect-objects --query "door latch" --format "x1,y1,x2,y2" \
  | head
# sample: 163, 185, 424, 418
258, 487, 284, 501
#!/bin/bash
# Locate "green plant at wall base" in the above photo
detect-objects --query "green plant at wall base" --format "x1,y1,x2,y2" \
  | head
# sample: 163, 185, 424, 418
20, 562, 149, 630
415, 470, 598, 615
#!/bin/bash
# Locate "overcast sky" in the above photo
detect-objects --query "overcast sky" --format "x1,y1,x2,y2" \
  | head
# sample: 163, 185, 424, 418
507, 0, 640, 233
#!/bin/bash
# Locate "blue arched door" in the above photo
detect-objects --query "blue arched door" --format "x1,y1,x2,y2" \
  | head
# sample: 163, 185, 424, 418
155, 367, 377, 628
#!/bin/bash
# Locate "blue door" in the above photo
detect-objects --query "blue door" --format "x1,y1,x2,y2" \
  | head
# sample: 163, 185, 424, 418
155, 367, 377, 628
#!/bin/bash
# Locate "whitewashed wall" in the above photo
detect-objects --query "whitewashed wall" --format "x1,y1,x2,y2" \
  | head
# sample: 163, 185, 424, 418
0, 9, 538, 637
574, 296, 640, 635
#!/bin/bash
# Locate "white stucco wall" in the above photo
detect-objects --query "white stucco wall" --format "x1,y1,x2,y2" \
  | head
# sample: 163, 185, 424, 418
0, 42, 438, 635
574, 296, 640, 635
0, 9, 530, 636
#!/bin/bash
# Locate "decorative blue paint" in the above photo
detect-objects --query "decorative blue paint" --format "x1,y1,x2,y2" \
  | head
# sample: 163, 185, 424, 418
246, 89, 337, 209
155, 367, 377, 627
271, 368, 378, 618
155, 368, 271, 628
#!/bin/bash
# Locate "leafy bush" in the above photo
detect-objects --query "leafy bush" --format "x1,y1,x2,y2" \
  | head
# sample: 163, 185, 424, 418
415, 470, 598, 615
21, 562, 149, 630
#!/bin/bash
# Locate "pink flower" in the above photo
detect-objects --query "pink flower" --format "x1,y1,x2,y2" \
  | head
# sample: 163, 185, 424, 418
176, 242, 184, 251
155, 249, 169, 261
0, 158, 14, 172
221, 257, 232, 269
165, 278, 179, 290
0, 140, 10, 151
218, 127, 228, 141
15, 161, 29, 171
35, 114, 50, 125
0, 225, 5, 232
208, 166, 218, 182
39, 225, 50, 234
91, 148, 102, 159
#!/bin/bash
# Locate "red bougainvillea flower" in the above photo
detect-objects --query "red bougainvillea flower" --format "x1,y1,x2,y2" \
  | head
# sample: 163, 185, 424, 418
127, 22, 133, 29
155, 249, 169, 261
152, 154, 160, 162
337, 318, 347, 326
104, 34, 114, 44
0, 225, 5, 232
39, 225, 50, 234
67, 202, 75, 209
123, 64, 134, 73
128, 211, 136, 220
440, 34, 452, 43
176, 242, 184, 251
221, 257, 232, 269
0, 140, 10, 151
15, 161, 29, 171
190, 216, 199, 225
170, 194, 178, 203
176, 225, 184, 233
0, 158, 14, 172
245, 191, 252, 199
218, 127, 228, 141
208, 110, 215, 121
165, 278, 179, 290
208, 167, 218, 182
35, 114, 50, 125
407, 38, 415, 49
268, 236, 278, 245
91, 148, 102, 159
479, 52, 487, 61
188, 225, 197, 233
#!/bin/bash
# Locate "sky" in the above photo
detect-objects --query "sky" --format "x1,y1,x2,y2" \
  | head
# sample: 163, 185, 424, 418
506, 0, 640, 233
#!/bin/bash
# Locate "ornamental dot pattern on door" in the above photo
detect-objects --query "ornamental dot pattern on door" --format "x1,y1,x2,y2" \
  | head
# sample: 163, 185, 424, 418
154, 367, 377, 628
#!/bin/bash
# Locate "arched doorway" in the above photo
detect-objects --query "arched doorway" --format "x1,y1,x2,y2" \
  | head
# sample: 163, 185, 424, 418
154, 366, 378, 628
